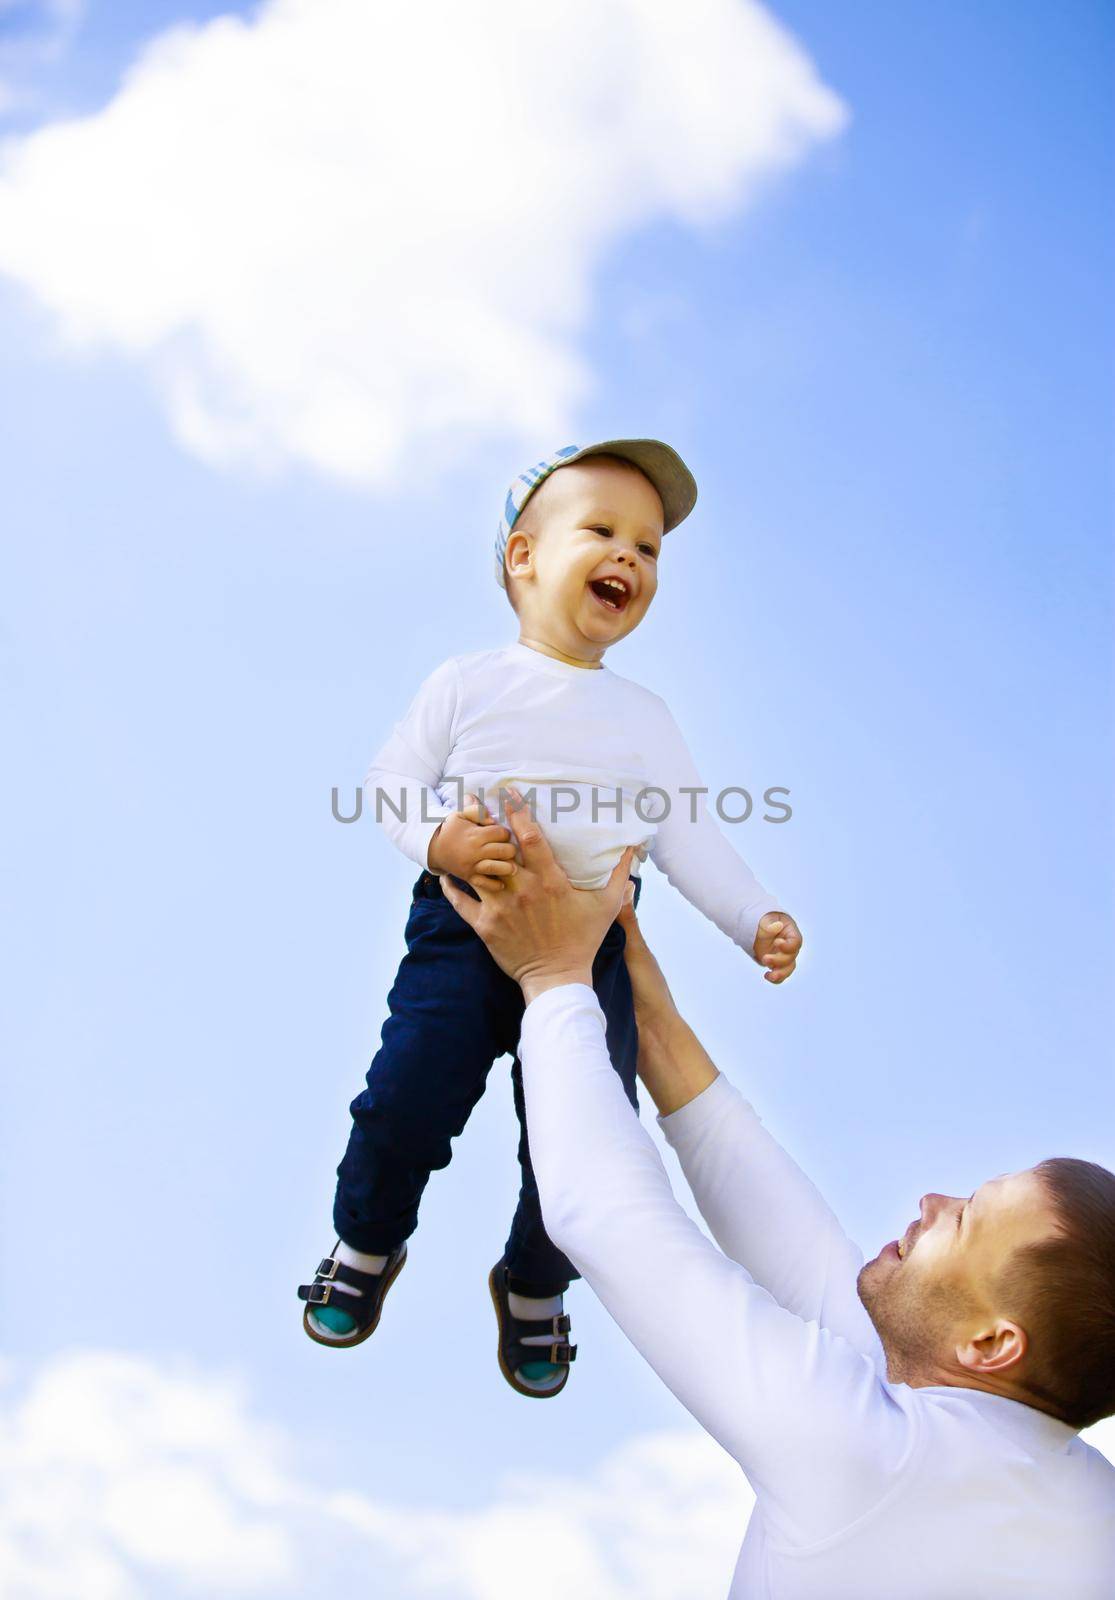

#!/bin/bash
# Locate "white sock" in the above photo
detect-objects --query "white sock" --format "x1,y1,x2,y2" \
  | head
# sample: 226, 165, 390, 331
335, 1239, 390, 1288
307, 1240, 390, 1338
507, 1289, 566, 1388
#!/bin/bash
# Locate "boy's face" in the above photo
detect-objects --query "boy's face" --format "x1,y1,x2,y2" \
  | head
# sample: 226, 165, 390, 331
506, 456, 665, 648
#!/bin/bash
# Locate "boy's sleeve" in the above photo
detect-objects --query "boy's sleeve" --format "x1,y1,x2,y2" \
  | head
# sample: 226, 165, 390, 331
364, 657, 462, 869
644, 697, 781, 959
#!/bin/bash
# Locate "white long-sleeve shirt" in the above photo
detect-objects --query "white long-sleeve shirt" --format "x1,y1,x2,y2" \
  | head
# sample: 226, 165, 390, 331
364, 640, 780, 956
520, 984, 1115, 1599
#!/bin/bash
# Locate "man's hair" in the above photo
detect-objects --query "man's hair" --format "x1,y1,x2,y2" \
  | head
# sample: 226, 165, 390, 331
1000, 1157, 1115, 1428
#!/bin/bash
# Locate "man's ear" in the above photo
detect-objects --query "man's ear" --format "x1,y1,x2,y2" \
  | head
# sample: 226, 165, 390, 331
505, 529, 534, 583
955, 1319, 1027, 1377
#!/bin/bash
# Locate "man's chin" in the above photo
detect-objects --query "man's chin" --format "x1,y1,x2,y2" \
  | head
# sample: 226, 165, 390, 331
856, 1255, 889, 1310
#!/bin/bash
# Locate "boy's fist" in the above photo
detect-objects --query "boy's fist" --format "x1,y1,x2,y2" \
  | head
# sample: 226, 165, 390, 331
427, 794, 519, 892
753, 912, 802, 985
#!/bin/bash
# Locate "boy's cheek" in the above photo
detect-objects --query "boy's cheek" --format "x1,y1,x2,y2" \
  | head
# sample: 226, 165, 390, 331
630, 586, 657, 624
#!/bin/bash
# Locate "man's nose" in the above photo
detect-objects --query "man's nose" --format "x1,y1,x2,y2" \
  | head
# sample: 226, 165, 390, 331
919, 1193, 952, 1225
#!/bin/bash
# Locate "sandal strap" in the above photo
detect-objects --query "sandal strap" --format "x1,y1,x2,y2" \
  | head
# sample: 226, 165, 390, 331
510, 1338, 578, 1367
311, 1255, 390, 1294
297, 1244, 404, 1318
297, 1280, 366, 1313
506, 1313, 575, 1368
507, 1311, 570, 1339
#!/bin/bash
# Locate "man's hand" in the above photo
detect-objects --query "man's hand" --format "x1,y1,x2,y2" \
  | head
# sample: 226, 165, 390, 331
616, 892, 678, 1024
439, 788, 635, 1002
427, 794, 518, 892
616, 894, 718, 1116
753, 912, 803, 984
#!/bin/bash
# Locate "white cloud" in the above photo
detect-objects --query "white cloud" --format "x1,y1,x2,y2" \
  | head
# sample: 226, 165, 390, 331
0, 1348, 752, 1599
3, 1348, 1114, 1599
0, 0, 846, 488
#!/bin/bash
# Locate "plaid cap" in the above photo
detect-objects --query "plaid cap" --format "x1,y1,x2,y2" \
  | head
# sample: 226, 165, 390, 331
494, 438, 698, 588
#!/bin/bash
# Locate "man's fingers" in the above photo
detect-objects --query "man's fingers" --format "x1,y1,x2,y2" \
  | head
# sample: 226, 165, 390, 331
503, 786, 557, 870
617, 889, 650, 953
439, 874, 486, 923
604, 846, 637, 910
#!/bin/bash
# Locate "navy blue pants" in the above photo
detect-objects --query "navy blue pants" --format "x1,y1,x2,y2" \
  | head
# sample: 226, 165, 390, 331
333, 869, 641, 1296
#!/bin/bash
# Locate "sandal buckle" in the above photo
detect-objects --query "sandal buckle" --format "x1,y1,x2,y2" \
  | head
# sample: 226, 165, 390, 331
549, 1341, 576, 1365
317, 1256, 339, 1279
307, 1282, 332, 1305
552, 1314, 570, 1336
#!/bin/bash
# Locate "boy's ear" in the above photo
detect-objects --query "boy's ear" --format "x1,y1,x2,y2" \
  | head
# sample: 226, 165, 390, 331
504, 529, 534, 582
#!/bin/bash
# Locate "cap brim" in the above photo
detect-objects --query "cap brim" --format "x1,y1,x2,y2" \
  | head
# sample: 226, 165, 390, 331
554, 438, 697, 533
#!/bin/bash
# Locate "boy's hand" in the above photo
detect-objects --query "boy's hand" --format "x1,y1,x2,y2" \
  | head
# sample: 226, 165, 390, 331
753, 912, 802, 984
438, 788, 635, 1000
427, 794, 518, 892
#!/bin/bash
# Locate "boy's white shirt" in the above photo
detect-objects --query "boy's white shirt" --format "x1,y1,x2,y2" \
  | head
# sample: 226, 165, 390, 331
520, 983, 1115, 1599
364, 640, 781, 957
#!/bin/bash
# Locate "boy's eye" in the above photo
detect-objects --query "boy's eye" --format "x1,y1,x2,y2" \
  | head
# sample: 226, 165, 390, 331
590, 525, 658, 559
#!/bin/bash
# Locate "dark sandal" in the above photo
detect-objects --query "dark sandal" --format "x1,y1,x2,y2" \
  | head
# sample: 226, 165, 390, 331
488, 1256, 576, 1398
298, 1240, 407, 1348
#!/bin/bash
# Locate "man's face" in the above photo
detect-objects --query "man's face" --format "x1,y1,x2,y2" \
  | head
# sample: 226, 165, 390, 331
857, 1169, 1061, 1382
508, 456, 665, 647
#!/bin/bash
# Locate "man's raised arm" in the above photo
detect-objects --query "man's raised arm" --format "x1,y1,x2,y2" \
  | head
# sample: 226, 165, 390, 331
517, 980, 906, 1546
620, 903, 881, 1357
437, 792, 905, 1543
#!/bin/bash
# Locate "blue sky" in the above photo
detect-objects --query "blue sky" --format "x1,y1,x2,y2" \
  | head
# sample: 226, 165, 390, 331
2, 2, 1113, 1594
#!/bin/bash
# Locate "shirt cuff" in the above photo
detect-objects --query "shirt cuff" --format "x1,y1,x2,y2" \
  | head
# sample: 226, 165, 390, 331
657, 1070, 751, 1148
522, 982, 604, 1030
738, 896, 784, 960
414, 812, 453, 871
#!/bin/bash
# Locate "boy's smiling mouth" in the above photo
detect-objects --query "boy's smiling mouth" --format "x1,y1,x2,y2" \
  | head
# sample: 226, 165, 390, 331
587, 575, 632, 613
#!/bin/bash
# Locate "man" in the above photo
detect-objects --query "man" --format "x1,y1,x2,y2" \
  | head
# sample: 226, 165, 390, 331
440, 789, 1115, 1599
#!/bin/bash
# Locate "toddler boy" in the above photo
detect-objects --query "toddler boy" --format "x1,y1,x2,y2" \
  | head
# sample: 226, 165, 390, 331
298, 439, 802, 1395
